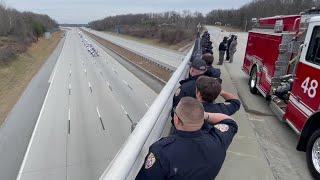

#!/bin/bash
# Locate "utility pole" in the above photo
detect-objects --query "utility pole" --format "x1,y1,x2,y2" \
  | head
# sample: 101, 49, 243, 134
197, 22, 201, 32
244, 19, 248, 32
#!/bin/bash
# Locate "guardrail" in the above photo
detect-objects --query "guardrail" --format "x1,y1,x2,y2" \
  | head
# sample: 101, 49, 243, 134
98, 45, 195, 180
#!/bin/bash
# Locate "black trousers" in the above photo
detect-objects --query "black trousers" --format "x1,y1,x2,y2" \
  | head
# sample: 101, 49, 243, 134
226, 49, 230, 60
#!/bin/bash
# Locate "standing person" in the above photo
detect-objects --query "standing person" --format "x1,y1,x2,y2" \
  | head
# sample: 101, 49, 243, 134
136, 97, 238, 180
172, 57, 207, 108
229, 35, 238, 63
202, 53, 222, 84
226, 34, 235, 61
218, 37, 228, 65
195, 76, 241, 116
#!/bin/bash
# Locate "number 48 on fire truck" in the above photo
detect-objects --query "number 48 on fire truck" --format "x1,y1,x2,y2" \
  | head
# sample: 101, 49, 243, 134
242, 8, 320, 179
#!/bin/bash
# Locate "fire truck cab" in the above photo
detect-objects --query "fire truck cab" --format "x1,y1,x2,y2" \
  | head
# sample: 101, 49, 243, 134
242, 8, 320, 178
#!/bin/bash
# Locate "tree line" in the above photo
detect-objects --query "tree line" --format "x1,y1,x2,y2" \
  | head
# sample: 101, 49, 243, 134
206, 0, 320, 31
89, 11, 205, 44
89, 0, 320, 44
0, 1, 58, 64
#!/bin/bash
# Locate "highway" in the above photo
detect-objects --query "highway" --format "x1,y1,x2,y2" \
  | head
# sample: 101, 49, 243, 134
16, 28, 157, 180
0, 35, 66, 180
206, 26, 312, 180
82, 28, 185, 69
2, 25, 311, 180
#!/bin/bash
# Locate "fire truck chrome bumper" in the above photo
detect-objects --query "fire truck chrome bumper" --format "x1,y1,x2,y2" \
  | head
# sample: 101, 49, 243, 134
269, 100, 285, 122
312, 137, 320, 173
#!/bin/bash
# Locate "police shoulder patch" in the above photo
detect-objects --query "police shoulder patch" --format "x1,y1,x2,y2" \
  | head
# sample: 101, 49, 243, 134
214, 124, 229, 132
175, 88, 181, 96
145, 152, 156, 169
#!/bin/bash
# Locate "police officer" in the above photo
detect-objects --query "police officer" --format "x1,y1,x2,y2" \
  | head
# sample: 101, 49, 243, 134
202, 53, 222, 84
218, 37, 228, 65
172, 57, 207, 108
136, 97, 238, 180
196, 76, 241, 116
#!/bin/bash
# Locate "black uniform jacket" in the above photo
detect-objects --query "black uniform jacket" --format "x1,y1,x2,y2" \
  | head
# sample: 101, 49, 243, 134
203, 99, 241, 116
136, 119, 238, 180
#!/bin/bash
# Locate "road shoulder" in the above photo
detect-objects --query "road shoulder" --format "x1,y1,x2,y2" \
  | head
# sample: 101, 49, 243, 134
0, 34, 66, 180
213, 51, 276, 180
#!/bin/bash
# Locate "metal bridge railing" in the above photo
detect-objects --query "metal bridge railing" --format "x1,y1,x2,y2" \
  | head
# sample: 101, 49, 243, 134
98, 45, 195, 180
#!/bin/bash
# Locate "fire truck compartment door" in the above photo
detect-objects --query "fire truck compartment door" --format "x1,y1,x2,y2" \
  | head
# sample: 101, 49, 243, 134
285, 23, 320, 132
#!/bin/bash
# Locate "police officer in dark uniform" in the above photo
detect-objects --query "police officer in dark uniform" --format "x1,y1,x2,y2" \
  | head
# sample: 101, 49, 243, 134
218, 37, 228, 65
196, 76, 241, 116
136, 97, 238, 180
202, 53, 222, 84
172, 57, 207, 109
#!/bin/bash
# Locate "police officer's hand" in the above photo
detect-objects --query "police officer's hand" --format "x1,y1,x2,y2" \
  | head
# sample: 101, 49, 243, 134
204, 112, 234, 125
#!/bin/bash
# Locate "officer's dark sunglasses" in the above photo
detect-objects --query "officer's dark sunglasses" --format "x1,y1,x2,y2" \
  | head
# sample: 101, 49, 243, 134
173, 107, 184, 126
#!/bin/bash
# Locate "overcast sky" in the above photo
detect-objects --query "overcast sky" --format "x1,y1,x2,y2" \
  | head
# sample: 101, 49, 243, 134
4, 0, 250, 24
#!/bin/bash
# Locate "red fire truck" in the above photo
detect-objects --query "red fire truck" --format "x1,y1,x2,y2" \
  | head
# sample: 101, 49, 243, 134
242, 8, 320, 178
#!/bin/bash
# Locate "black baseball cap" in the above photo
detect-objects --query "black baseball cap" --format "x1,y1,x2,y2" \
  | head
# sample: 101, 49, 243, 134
191, 58, 207, 71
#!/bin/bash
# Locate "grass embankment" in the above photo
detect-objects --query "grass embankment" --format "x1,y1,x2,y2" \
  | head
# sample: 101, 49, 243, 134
0, 31, 62, 125
103, 31, 194, 52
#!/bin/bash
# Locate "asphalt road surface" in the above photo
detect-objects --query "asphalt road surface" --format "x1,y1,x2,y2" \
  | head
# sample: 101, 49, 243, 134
81, 28, 185, 69
0, 35, 66, 180
206, 25, 313, 180
16, 28, 157, 180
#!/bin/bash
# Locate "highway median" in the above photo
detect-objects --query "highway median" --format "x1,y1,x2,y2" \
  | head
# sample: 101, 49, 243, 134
82, 30, 172, 82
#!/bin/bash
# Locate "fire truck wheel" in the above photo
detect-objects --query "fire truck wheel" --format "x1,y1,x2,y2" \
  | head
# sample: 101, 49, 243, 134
306, 129, 320, 179
249, 66, 258, 94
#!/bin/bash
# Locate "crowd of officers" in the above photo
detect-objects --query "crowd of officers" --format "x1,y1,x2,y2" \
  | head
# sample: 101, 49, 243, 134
136, 31, 241, 180
218, 34, 238, 65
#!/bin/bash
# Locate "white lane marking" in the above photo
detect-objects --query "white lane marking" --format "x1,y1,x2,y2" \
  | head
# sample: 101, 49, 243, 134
88, 82, 92, 92
123, 80, 128, 86
120, 105, 128, 115
68, 109, 71, 121
96, 106, 105, 130
121, 105, 133, 123
69, 84, 71, 95
96, 107, 101, 118
106, 80, 112, 91
17, 36, 66, 179
122, 80, 133, 90
112, 68, 117, 74
84, 69, 87, 75
69, 70, 72, 76
145, 103, 150, 108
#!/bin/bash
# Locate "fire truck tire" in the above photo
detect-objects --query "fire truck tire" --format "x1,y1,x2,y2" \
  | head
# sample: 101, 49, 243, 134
306, 129, 320, 179
249, 66, 258, 94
